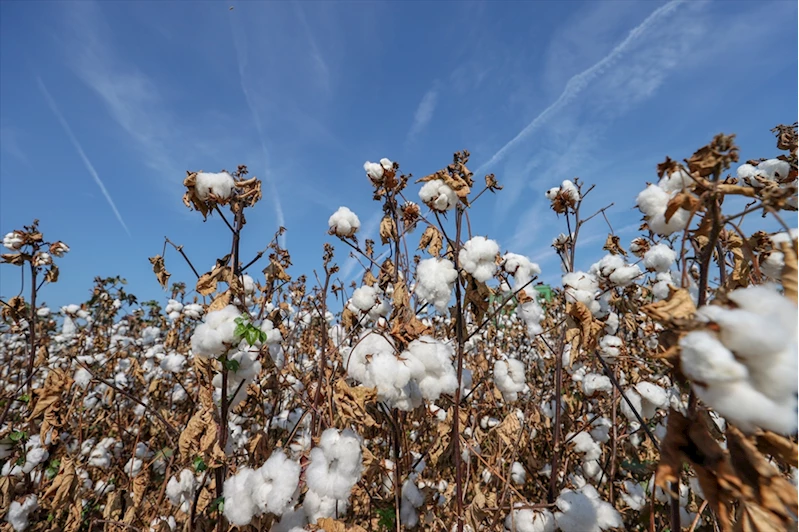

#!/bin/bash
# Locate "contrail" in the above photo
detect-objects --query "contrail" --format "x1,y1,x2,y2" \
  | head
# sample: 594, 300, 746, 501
474, 0, 684, 176
229, 14, 287, 247
37, 77, 131, 236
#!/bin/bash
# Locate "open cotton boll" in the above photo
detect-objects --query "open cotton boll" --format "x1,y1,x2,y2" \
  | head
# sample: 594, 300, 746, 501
222, 468, 259, 526
6, 495, 37, 531
620, 389, 644, 423
636, 184, 691, 236
364, 161, 385, 184
306, 429, 363, 501
195, 171, 236, 201
518, 299, 544, 337
652, 272, 674, 300
415, 258, 457, 312
190, 305, 241, 358
493, 359, 528, 402
183, 304, 204, 319
400, 477, 425, 528
620, 480, 646, 510
160, 353, 186, 373
419, 179, 458, 212
658, 169, 693, 193
328, 206, 361, 237
504, 508, 555, 532
583, 373, 612, 396
3, 231, 24, 250
555, 484, 622, 532
502, 253, 541, 285
303, 489, 350, 524
252, 450, 301, 516
563, 271, 600, 314
599, 335, 622, 362
459, 237, 499, 282
644, 243, 676, 273
634, 382, 669, 417
402, 336, 458, 401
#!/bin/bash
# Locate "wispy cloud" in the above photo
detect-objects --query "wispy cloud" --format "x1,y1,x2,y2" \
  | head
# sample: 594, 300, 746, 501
406, 85, 439, 143
293, 1, 330, 93
229, 14, 287, 247
475, 0, 684, 177
37, 77, 130, 236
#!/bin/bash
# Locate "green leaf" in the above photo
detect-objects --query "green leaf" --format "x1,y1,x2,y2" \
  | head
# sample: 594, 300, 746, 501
225, 358, 240, 372
9, 430, 27, 442
18, 394, 30, 404
193, 456, 207, 472
209, 496, 224, 514
377, 507, 395, 530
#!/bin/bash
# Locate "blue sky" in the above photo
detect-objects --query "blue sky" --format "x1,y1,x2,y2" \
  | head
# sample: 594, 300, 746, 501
1, 0, 796, 310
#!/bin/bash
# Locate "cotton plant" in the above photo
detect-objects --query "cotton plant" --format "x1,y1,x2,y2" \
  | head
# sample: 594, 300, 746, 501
679, 284, 798, 434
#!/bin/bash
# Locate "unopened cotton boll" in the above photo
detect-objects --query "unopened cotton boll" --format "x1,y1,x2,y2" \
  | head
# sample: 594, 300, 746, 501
419, 179, 457, 211
305, 428, 363, 500
195, 171, 236, 201
459, 237, 499, 282
414, 258, 457, 312
328, 206, 361, 237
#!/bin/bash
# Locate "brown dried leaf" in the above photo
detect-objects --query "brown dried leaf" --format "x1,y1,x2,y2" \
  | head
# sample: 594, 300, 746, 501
602, 234, 627, 256
495, 412, 522, 447
379, 215, 397, 245
149, 255, 171, 289
665, 192, 701, 223
207, 290, 231, 313
334, 379, 378, 428
641, 287, 696, 323
44, 264, 59, 283
755, 431, 799, 468
42, 458, 78, 510
686, 133, 739, 177
465, 273, 491, 324
264, 258, 290, 282
567, 302, 602, 352
419, 226, 444, 257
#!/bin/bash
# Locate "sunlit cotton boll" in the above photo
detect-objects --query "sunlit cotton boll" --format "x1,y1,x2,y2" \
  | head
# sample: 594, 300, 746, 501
252, 450, 301, 516
305, 428, 364, 500
493, 359, 529, 402
328, 206, 361, 237
459, 236, 499, 282
189, 305, 241, 358
504, 507, 555, 532
195, 171, 236, 201
414, 258, 457, 312
419, 179, 458, 211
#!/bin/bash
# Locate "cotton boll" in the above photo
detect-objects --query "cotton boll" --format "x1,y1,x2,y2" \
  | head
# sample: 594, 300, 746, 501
6, 495, 37, 531
502, 253, 541, 285
760, 250, 785, 279
419, 179, 457, 211
190, 305, 241, 358
620, 389, 644, 423
555, 484, 622, 532
160, 353, 186, 373
582, 373, 612, 396
415, 258, 457, 312
303, 489, 349, 523
757, 159, 792, 181
252, 450, 301, 516
364, 161, 385, 184
599, 335, 622, 362
635, 382, 669, 417
305, 429, 363, 500
459, 237, 499, 282
680, 331, 749, 384
609, 264, 641, 286
493, 359, 528, 402
400, 477, 425, 528
223, 468, 259, 526
402, 336, 458, 401
590, 417, 613, 443
74, 367, 92, 388
3, 231, 24, 251
504, 508, 555, 532
620, 480, 646, 510
328, 207, 361, 237
693, 379, 797, 434
636, 184, 670, 218
644, 243, 676, 273
195, 171, 236, 201
352, 285, 380, 312
658, 169, 692, 193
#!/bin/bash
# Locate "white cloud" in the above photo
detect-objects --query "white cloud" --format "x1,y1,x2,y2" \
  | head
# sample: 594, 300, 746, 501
407, 86, 439, 142
37, 77, 130, 236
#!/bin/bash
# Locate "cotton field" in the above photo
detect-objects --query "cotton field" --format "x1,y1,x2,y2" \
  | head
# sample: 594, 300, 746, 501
0, 128, 797, 532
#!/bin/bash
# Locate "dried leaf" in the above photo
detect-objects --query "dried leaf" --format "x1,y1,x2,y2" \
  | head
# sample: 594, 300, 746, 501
665, 192, 701, 223
149, 255, 171, 289
419, 226, 444, 256
207, 290, 231, 313
642, 287, 696, 323
780, 241, 797, 303
334, 379, 378, 428
567, 302, 602, 352
495, 412, 522, 447
379, 215, 397, 245
755, 431, 799, 468
42, 458, 78, 510
602, 234, 627, 256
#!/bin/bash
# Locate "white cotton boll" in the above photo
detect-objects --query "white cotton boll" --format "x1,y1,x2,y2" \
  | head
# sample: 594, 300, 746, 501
253, 450, 301, 516
644, 244, 676, 273
590, 417, 613, 443
305, 429, 363, 500
380, 158, 393, 171
74, 367, 92, 388
621, 480, 646, 510
635, 382, 669, 417
415, 258, 457, 312
303, 489, 349, 523
555, 484, 622, 532
459, 237, 499, 282
518, 299, 544, 337
223, 468, 259, 526
160, 353, 186, 373
402, 336, 458, 401
608, 264, 641, 286
183, 304, 204, 319
493, 359, 528, 402
504, 508, 555, 532
190, 305, 241, 358
757, 159, 792, 180
582, 373, 612, 396
561, 180, 580, 201
419, 179, 457, 212
502, 253, 541, 285
364, 161, 385, 184
3, 231, 24, 250
636, 184, 670, 218
545, 187, 559, 200
680, 331, 749, 384
599, 335, 622, 362
6, 495, 37, 531
648, 208, 691, 236
694, 379, 797, 434
761, 251, 785, 279
659, 169, 692, 193
195, 171, 236, 201
604, 313, 619, 335
328, 207, 361, 237
652, 272, 674, 301
400, 477, 424, 528
36, 307, 50, 317
352, 285, 380, 312
620, 389, 644, 423
165, 299, 183, 314
737, 163, 758, 180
